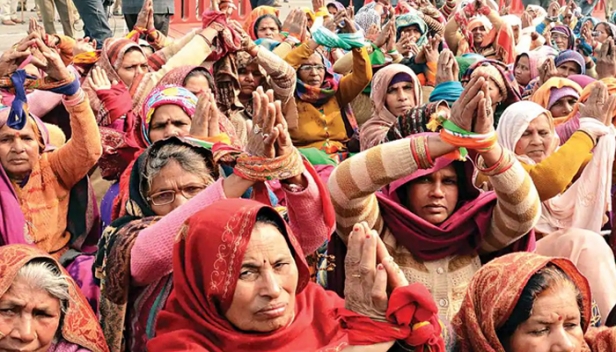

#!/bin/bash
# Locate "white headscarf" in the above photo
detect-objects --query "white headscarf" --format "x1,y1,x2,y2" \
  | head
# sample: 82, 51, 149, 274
497, 101, 615, 234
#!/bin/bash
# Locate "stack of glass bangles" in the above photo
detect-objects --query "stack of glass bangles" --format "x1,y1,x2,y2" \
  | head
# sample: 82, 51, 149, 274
437, 120, 498, 160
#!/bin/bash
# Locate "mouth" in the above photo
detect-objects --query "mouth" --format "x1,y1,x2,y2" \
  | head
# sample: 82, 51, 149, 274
307, 79, 322, 86
8, 159, 28, 165
423, 204, 446, 213
256, 302, 287, 319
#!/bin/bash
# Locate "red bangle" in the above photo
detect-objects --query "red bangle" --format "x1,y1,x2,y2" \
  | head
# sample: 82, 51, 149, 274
410, 138, 422, 168
423, 136, 434, 167
476, 147, 505, 174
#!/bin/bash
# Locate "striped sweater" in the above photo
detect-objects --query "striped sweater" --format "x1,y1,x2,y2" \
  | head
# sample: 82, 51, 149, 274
328, 138, 540, 319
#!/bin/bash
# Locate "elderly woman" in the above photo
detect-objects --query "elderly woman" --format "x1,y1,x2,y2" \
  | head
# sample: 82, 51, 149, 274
147, 199, 448, 351
453, 252, 616, 351
0, 245, 108, 352
284, 17, 372, 155
530, 77, 582, 121
490, 97, 616, 318
0, 41, 102, 309
549, 25, 575, 52
359, 63, 449, 150
95, 91, 337, 351
554, 50, 586, 78
444, 0, 515, 64
329, 76, 540, 320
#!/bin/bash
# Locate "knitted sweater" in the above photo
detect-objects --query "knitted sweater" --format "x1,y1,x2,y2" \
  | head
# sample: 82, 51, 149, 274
130, 171, 331, 286
284, 44, 372, 151
328, 138, 540, 319
15, 94, 102, 257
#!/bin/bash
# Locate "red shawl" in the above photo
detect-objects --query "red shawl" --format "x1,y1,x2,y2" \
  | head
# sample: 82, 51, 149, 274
201, 10, 242, 62
147, 199, 349, 352
377, 155, 535, 261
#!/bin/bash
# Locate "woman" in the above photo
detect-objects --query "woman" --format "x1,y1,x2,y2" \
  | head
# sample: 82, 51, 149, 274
453, 252, 616, 351
0, 245, 108, 352
252, 14, 282, 40
244, 6, 280, 40
359, 64, 449, 150
159, 65, 215, 95
0, 45, 102, 310
444, 0, 515, 64
284, 18, 372, 155
327, 1, 345, 15
493, 99, 616, 318
461, 59, 521, 125
554, 50, 586, 77
148, 199, 447, 352
96, 93, 336, 351
329, 76, 540, 320
530, 77, 582, 120
514, 51, 541, 88
550, 25, 575, 51
594, 21, 616, 45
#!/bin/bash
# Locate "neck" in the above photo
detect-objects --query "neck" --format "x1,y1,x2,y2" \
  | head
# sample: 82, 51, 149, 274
239, 93, 252, 105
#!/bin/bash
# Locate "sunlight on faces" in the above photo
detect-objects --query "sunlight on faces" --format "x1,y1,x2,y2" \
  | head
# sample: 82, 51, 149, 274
147, 160, 210, 216
472, 26, 487, 44
148, 105, 192, 143
514, 113, 556, 163
508, 285, 584, 352
239, 63, 264, 97
405, 165, 459, 225
184, 75, 211, 95
0, 279, 61, 352
514, 55, 532, 87
225, 222, 298, 333
257, 17, 280, 40
557, 62, 582, 77
117, 48, 148, 87
385, 81, 416, 117
0, 119, 40, 182
549, 96, 577, 119
595, 23, 610, 44
298, 53, 326, 87
552, 32, 569, 51
400, 25, 422, 44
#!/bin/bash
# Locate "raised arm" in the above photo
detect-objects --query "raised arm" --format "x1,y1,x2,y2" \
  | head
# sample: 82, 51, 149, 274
337, 47, 373, 106
48, 90, 102, 189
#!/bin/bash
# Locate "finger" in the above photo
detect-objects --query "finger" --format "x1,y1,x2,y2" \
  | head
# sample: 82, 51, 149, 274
259, 89, 269, 128
252, 91, 262, 127
28, 55, 47, 69
266, 89, 275, 103
476, 95, 487, 132
202, 100, 211, 132
360, 229, 378, 278
276, 124, 289, 147
274, 100, 288, 131
345, 224, 364, 264
371, 264, 388, 312
263, 126, 279, 152
461, 76, 484, 106
375, 233, 390, 264
87, 76, 96, 90
264, 102, 277, 133
381, 257, 409, 288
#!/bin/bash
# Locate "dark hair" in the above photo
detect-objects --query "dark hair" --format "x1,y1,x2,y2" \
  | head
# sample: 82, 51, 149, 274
254, 14, 282, 37
497, 265, 584, 347
183, 67, 215, 96
255, 208, 295, 253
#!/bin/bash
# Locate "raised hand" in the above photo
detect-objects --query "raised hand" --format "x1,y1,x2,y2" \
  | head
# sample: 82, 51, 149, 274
29, 38, 73, 82
73, 37, 97, 57
87, 66, 115, 92
366, 24, 381, 43
0, 38, 36, 77
312, 0, 325, 11
596, 37, 616, 79
423, 34, 441, 63
190, 90, 221, 138
344, 222, 409, 321
135, 0, 153, 30
579, 82, 616, 126
449, 75, 491, 132
521, 11, 532, 28
435, 49, 459, 85
548, 0, 559, 17
281, 9, 307, 41
539, 57, 558, 85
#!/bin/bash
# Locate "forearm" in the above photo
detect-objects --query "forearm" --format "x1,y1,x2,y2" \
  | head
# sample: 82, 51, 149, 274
255, 47, 296, 98
338, 47, 372, 105
49, 90, 102, 189
284, 42, 316, 69
479, 150, 541, 252
285, 171, 333, 254
151, 29, 198, 63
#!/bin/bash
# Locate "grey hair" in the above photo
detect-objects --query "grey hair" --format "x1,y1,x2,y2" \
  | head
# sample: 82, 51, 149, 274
14, 260, 71, 314
142, 143, 215, 195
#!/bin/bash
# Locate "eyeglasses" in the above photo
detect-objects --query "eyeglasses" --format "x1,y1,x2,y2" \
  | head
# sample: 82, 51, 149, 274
299, 64, 326, 72
147, 184, 209, 206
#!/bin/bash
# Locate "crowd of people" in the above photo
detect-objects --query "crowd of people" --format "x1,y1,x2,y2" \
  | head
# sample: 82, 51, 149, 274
3, 0, 616, 350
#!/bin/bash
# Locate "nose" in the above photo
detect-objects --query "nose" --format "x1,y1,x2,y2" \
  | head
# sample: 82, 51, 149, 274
429, 182, 445, 198
396, 88, 408, 102
163, 125, 180, 139
245, 72, 254, 82
171, 192, 189, 210
551, 328, 576, 351
530, 132, 543, 145
11, 139, 26, 153
259, 269, 282, 299
9, 316, 36, 344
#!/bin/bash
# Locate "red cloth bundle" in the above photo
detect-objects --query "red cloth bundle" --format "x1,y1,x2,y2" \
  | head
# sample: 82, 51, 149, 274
201, 10, 242, 61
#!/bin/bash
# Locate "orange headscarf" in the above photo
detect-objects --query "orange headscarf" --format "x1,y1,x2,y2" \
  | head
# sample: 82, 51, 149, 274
551, 77, 616, 126
453, 252, 616, 352
243, 6, 280, 40
0, 245, 109, 352
530, 77, 582, 125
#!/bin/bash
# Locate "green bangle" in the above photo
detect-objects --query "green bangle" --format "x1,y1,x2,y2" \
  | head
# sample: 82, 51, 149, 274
442, 120, 473, 135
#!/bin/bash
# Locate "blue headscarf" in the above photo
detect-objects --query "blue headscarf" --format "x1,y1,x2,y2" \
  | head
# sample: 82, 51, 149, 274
429, 81, 464, 105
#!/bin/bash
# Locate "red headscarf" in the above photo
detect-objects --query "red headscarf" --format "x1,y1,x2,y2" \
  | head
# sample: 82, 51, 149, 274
146, 199, 349, 352
453, 252, 616, 352
0, 245, 109, 352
